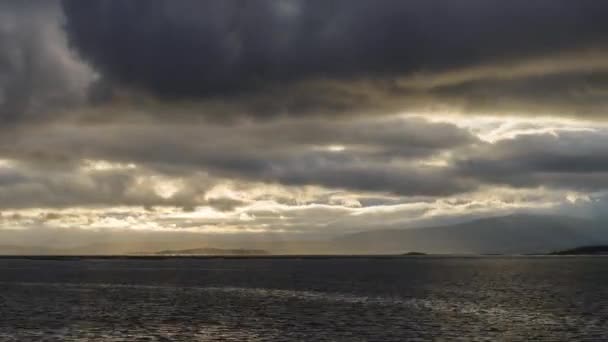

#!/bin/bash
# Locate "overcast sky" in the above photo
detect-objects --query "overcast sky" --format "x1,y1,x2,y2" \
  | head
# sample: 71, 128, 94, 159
2, 0, 608, 249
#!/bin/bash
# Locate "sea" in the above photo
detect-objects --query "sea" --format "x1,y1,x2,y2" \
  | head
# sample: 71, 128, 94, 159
0, 256, 606, 341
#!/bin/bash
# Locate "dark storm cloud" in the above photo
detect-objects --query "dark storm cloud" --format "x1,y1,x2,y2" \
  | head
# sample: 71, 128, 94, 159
61, 0, 608, 97
59, 0, 608, 117
0, 1, 92, 123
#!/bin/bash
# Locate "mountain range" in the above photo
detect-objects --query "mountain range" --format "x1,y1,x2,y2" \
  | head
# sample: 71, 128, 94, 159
332, 214, 607, 254
0, 214, 606, 255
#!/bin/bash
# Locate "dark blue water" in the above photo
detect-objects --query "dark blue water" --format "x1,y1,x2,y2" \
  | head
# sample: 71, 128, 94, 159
0, 256, 607, 341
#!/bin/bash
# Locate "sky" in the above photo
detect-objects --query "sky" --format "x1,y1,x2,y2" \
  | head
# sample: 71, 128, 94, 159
2, 0, 608, 251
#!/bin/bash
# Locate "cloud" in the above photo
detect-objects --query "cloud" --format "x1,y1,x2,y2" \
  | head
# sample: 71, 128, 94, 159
0, 1, 607, 123
2, 1, 608, 244
452, 130, 608, 191
0, 1, 93, 123
61, 0, 608, 97
0, 183, 582, 254
3, 114, 608, 207
59, 0, 608, 119
0, 158, 218, 209
3, 117, 478, 198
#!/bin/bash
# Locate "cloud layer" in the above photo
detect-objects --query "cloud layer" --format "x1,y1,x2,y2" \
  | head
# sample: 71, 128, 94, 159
3, 116, 608, 206
1, 1, 608, 248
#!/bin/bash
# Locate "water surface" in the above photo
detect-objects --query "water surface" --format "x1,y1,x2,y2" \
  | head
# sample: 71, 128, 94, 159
0, 256, 606, 341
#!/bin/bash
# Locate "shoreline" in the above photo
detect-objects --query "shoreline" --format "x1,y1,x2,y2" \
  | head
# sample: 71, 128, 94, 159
0, 254, 607, 260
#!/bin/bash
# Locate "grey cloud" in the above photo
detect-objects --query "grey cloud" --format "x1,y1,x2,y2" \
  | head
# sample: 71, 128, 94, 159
0, 161, 218, 209
57, 0, 608, 119
206, 198, 247, 212
61, 0, 608, 98
453, 131, 608, 191
1, 1, 607, 124
4, 117, 478, 199
430, 71, 608, 116
4, 115, 608, 206
0, 1, 93, 123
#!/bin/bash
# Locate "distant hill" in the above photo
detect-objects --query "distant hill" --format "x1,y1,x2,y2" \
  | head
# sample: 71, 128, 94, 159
402, 252, 426, 256
0, 245, 62, 255
155, 248, 270, 256
3, 214, 607, 256
550, 245, 608, 255
333, 214, 608, 254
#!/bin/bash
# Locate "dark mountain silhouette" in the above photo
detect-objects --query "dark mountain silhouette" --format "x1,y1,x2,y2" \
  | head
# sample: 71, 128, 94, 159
550, 245, 608, 255
155, 248, 270, 255
333, 214, 608, 254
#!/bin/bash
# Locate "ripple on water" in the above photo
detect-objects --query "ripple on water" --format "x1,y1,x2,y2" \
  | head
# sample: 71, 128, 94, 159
0, 257, 607, 341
